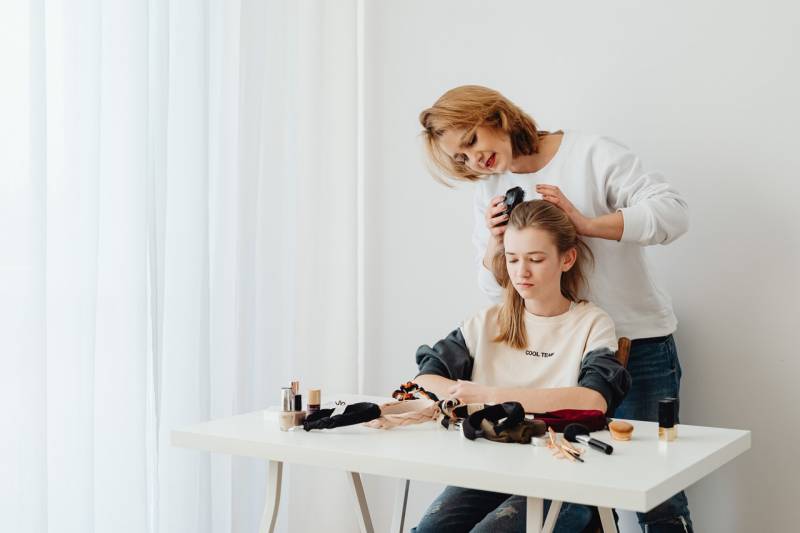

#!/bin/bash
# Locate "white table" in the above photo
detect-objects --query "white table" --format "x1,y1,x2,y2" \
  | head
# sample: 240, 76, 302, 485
172, 394, 750, 533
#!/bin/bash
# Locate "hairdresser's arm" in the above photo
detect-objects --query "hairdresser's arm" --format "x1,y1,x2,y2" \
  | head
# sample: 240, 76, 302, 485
480, 195, 508, 269
536, 184, 624, 241
600, 138, 689, 245
473, 191, 505, 302
538, 137, 691, 245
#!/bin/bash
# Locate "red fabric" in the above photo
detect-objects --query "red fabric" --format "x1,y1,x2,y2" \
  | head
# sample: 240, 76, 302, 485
531, 409, 607, 432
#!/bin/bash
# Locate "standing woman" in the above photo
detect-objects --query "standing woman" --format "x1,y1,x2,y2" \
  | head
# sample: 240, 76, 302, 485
419, 85, 692, 533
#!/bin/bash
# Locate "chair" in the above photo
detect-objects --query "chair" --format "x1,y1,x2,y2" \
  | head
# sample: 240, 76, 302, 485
616, 337, 631, 368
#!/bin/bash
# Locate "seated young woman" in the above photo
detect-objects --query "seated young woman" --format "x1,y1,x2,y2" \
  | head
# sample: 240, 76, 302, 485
411, 199, 631, 533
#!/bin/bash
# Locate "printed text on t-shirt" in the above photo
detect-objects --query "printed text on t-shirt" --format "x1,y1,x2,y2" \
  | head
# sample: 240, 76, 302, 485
525, 350, 554, 358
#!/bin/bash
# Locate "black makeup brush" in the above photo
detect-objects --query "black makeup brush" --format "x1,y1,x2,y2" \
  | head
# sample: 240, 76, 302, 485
564, 423, 614, 455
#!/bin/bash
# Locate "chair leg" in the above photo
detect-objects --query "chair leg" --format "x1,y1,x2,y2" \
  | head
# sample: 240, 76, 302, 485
598, 507, 618, 532
527, 497, 544, 532
541, 500, 562, 533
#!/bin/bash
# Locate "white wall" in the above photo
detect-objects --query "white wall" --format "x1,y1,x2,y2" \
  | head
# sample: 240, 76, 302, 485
361, 1, 800, 531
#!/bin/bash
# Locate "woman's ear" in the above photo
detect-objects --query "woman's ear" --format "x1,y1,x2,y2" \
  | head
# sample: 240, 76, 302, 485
561, 247, 577, 272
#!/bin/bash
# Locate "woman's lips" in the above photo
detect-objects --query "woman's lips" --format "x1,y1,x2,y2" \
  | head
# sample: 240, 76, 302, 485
486, 153, 496, 168
516, 282, 534, 288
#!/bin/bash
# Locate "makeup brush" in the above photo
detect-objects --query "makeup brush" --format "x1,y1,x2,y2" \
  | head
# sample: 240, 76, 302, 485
564, 423, 614, 455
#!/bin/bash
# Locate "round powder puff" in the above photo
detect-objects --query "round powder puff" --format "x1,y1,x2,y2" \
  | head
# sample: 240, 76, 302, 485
609, 420, 634, 441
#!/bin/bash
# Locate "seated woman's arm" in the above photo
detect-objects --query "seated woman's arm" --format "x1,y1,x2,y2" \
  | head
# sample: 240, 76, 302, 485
447, 347, 632, 415
490, 384, 608, 413
413, 374, 457, 402
414, 328, 473, 400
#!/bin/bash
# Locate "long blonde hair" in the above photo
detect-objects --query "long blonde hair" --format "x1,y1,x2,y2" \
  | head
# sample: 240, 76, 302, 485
492, 200, 594, 349
419, 85, 544, 184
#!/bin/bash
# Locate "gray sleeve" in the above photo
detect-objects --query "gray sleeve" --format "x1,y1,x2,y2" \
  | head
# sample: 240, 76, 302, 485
415, 328, 473, 381
578, 347, 632, 415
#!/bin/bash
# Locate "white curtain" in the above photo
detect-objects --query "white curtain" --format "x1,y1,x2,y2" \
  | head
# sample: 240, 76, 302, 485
0, 1, 360, 532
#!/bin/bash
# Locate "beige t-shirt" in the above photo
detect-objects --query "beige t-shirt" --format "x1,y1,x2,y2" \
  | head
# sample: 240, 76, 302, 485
461, 301, 618, 389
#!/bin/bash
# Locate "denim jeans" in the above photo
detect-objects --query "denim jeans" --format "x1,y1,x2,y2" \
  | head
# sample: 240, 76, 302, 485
411, 486, 600, 533
612, 334, 693, 533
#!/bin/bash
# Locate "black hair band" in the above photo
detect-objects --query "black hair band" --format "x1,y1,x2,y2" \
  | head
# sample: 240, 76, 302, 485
302, 402, 381, 431
462, 402, 525, 441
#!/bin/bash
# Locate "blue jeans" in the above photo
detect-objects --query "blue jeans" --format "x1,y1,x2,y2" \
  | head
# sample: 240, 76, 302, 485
411, 486, 600, 532
612, 334, 693, 532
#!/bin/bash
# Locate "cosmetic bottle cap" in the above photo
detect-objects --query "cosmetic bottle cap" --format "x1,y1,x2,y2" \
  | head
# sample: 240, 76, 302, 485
294, 394, 303, 411
281, 388, 293, 411
291, 380, 300, 395
309, 389, 321, 405
658, 399, 676, 428
662, 396, 679, 416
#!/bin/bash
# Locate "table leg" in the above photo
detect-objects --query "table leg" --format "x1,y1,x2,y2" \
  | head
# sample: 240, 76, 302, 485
598, 507, 618, 532
258, 460, 283, 533
526, 496, 543, 532
541, 500, 561, 533
390, 478, 410, 533
348, 471, 375, 533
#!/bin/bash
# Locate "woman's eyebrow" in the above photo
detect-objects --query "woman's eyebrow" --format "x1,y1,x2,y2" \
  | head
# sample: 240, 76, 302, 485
459, 131, 474, 147
505, 250, 547, 255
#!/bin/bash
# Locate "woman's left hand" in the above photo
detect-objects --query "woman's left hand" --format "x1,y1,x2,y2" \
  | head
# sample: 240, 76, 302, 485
536, 184, 591, 235
447, 380, 497, 404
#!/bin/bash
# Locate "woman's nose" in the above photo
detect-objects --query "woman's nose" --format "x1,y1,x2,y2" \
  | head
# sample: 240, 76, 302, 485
466, 148, 481, 168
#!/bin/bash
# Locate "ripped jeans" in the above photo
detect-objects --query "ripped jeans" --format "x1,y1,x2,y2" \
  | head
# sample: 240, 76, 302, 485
411, 486, 599, 533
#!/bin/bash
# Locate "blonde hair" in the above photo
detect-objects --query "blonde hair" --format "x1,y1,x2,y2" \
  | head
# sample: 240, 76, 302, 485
492, 200, 594, 349
419, 85, 543, 184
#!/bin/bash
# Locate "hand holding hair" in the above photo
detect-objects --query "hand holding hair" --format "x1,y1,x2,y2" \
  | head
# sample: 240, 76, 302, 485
447, 379, 496, 404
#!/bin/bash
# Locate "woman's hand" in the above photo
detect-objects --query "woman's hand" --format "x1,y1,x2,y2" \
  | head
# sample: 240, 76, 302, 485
536, 184, 592, 235
482, 195, 507, 269
537, 184, 624, 240
447, 379, 497, 404
484, 195, 509, 237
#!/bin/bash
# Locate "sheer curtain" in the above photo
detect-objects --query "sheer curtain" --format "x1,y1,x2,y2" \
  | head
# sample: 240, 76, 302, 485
0, 1, 360, 532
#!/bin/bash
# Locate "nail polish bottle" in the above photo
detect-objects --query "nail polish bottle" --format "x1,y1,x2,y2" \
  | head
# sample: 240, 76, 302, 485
658, 399, 677, 442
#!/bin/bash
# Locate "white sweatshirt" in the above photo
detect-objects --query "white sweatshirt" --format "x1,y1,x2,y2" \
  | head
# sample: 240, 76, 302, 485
473, 130, 689, 339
